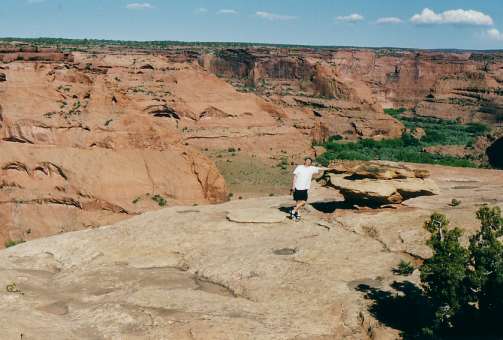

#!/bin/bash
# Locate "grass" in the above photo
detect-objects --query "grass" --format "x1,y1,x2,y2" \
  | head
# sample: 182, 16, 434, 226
317, 109, 489, 168
210, 151, 292, 198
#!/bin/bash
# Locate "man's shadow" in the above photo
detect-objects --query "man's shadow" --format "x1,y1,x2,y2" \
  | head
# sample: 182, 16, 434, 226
278, 200, 352, 215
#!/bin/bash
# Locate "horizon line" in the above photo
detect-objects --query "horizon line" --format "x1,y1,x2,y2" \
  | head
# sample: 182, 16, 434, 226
1, 36, 502, 53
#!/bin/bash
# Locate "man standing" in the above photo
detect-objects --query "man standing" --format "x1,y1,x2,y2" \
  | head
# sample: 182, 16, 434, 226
290, 157, 328, 221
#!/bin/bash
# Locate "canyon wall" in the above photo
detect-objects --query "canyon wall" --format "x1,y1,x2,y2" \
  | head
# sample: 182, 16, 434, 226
1, 42, 502, 246
200, 48, 503, 125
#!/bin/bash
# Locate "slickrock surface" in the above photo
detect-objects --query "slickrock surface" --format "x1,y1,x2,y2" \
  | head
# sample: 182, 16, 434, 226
0, 166, 502, 339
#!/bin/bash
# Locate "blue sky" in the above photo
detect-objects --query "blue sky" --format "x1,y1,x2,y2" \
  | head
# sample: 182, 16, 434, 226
2, 0, 503, 49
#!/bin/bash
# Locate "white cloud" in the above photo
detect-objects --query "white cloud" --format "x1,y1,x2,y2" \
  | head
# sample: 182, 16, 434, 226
217, 9, 238, 15
411, 8, 493, 26
126, 3, 153, 10
256, 11, 297, 21
376, 17, 403, 25
195, 7, 208, 14
336, 13, 364, 23
487, 28, 503, 41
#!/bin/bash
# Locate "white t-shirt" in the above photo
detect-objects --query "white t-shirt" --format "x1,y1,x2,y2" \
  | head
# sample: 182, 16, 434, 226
293, 165, 320, 190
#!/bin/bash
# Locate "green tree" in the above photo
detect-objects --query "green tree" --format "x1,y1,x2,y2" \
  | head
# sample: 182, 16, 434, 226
418, 207, 503, 337
468, 206, 503, 333
420, 213, 470, 333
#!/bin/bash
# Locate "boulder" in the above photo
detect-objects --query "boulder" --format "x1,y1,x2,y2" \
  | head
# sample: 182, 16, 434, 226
322, 161, 439, 207
487, 136, 503, 169
0, 72, 6, 82
327, 161, 431, 180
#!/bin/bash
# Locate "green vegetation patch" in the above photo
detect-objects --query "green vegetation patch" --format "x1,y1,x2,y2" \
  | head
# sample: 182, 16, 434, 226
316, 109, 489, 168
152, 194, 167, 207
385, 108, 489, 146
317, 135, 477, 167
5, 239, 25, 248
393, 260, 415, 276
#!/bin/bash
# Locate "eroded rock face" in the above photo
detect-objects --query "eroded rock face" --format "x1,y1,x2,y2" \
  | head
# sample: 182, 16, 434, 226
321, 161, 440, 207
200, 49, 405, 141
0, 50, 234, 246
202, 48, 503, 128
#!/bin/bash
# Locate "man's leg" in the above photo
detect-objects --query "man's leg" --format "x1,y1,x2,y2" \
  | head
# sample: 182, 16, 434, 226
293, 200, 306, 218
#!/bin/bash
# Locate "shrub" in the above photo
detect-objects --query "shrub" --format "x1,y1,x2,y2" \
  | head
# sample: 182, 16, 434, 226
401, 132, 420, 147
465, 122, 489, 135
5, 239, 25, 248
417, 207, 503, 337
277, 156, 289, 170
450, 198, 461, 207
328, 134, 343, 142
151, 194, 167, 207
394, 260, 415, 275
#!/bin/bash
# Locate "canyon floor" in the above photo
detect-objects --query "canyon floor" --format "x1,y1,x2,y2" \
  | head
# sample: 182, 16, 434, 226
1, 164, 501, 340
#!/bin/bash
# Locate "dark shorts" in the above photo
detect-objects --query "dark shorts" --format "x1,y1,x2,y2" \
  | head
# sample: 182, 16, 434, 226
293, 189, 308, 201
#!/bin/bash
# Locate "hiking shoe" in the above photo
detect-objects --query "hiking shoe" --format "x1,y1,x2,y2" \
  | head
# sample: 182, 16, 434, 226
293, 211, 300, 221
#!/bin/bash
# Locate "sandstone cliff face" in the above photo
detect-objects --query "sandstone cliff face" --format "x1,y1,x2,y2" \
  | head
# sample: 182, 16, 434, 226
0, 50, 230, 247
200, 48, 503, 127
199, 49, 404, 141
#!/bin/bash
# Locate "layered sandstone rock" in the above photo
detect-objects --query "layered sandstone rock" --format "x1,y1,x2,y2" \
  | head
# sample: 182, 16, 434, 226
200, 49, 405, 141
321, 161, 439, 207
201, 48, 503, 127
0, 50, 232, 247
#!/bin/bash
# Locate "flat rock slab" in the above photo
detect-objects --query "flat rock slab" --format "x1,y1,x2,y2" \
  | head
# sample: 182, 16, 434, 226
227, 208, 286, 223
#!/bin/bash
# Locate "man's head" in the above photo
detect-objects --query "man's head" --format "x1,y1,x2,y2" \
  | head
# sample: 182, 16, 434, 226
304, 157, 313, 166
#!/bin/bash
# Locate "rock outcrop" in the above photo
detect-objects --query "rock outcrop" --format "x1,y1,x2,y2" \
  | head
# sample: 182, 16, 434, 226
487, 136, 503, 169
0, 164, 502, 339
0, 49, 232, 247
321, 161, 440, 207
0, 195, 420, 340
